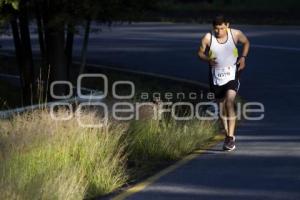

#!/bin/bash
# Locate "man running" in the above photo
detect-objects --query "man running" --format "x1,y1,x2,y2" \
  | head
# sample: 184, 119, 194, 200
198, 15, 250, 151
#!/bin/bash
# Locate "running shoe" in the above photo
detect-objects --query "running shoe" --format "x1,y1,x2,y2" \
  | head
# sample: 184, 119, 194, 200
223, 136, 236, 151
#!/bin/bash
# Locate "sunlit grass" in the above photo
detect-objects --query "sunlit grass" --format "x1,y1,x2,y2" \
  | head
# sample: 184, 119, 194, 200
0, 109, 127, 200
126, 118, 218, 177
0, 107, 218, 200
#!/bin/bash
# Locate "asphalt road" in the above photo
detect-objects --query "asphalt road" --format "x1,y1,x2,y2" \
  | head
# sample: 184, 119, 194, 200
1, 23, 300, 199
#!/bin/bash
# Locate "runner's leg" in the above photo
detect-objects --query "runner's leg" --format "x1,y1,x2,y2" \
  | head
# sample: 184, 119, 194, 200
219, 99, 229, 135
225, 89, 237, 137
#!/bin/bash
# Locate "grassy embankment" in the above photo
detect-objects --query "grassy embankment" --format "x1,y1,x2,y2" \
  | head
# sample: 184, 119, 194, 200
0, 105, 220, 199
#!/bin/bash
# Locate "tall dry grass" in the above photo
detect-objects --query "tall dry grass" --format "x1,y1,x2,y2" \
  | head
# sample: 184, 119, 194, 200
0, 107, 218, 200
0, 109, 128, 200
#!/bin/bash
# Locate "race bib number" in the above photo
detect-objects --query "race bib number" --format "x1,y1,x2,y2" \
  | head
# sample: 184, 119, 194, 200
215, 67, 232, 78
213, 65, 236, 85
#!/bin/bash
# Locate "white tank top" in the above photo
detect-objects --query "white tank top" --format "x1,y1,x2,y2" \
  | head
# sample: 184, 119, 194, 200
209, 29, 239, 86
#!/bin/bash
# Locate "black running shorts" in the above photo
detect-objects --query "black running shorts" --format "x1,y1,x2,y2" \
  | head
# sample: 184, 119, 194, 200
210, 78, 240, 99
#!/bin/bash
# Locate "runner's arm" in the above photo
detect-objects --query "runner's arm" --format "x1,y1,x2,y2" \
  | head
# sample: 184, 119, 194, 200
236, 30, 250, 70
237, 30, 250, 58
198, 33, 217, 65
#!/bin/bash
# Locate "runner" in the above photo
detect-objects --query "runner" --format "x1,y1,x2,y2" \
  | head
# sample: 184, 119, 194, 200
198, 15, 250, 151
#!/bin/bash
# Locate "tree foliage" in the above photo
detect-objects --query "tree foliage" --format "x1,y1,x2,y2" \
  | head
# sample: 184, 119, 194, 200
0, 0, 158, 105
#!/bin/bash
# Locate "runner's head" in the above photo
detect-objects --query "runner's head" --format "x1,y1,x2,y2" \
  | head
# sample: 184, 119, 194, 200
212, 15, 229, 38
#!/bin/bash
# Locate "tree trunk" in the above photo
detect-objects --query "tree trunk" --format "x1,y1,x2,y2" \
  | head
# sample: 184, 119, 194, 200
34, 0, 48, 103
79, 18, 91, 75
65, 23, 74, 81
46, 26, 68, 97
10, 0, 35, 106
34, 0, 46, 67
10, 16, 26, 105
19, 0, 35, 104
42, 1, 68, 100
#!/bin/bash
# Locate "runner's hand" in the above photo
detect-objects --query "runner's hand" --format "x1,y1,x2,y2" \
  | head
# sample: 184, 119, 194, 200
237, 57, 246, 71
209, 57, 218, 66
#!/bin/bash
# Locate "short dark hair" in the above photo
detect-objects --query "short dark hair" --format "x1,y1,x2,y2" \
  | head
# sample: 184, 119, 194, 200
212, 15, 228, 26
